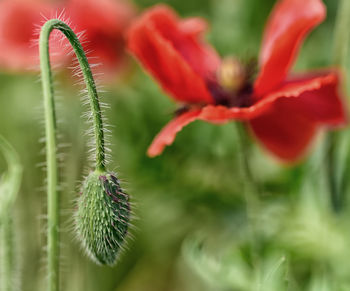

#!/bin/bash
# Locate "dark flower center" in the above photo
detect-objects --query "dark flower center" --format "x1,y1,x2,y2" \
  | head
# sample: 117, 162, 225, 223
174, 57, 257, 117
207, 57, 257, 108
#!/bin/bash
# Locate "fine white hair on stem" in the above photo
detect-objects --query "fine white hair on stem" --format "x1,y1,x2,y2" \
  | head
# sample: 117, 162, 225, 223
32, 10, 74, 72
36, 8, 110, 173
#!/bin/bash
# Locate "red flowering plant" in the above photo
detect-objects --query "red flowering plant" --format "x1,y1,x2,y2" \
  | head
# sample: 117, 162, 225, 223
0, 0, 136, 79
127, 0, 346, 162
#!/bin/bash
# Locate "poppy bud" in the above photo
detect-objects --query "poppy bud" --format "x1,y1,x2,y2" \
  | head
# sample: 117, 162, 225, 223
76, 170, 130, 265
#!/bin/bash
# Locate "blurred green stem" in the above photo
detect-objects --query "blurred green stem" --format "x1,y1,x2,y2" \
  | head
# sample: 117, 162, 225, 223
326, 0, 350, 212
0, 136, 22, 291
1, 217, 15, 291
236, 123, 261, 280
326, 134, 341, 212
236, 123, 260, 197
39, 19, 106, 291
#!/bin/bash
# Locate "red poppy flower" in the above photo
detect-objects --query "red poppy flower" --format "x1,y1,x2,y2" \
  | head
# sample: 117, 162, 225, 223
66, 0, 136, 79
0, 0, 65, 72
127, 0, 346, 162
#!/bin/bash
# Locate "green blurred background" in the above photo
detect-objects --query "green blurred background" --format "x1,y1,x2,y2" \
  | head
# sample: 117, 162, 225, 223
1, 0, 350, 290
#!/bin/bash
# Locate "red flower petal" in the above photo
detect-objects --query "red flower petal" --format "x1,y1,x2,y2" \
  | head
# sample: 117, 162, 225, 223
249, 72, 346, 161
278, 71, 346, 124
199, 72, 345, 123
198, 104, 270, 122
147, 109, 202, 157
127, 5, 220, 104
249, 104, 317, 162
148, 71, 346, 158
254, 0, 326, 97
179, 17, 208, 38
147, 104, 270, 158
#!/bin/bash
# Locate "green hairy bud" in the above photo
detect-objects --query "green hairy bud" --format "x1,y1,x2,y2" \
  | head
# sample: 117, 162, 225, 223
76, 171, 130, 265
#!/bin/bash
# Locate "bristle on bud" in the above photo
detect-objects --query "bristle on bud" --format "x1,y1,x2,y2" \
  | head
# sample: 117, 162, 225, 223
76, 171, 130, 265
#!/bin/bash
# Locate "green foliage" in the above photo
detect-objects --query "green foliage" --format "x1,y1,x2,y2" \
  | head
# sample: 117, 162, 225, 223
183, 236, 288, 291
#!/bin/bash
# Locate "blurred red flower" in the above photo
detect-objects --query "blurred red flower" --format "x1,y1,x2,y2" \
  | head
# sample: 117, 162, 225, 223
66, 0, 136, 79
0, 0, 136, 79
0, 0, 65, 71
127, 0, 347, 162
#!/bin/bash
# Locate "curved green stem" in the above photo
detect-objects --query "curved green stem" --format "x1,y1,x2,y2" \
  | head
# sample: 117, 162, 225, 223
326, 0, 350, 212
39, 19, 106, 291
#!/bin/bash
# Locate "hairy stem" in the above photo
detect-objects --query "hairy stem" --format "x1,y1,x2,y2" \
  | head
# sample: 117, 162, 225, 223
326, 0, 350, 212
39, 19, 106, 291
